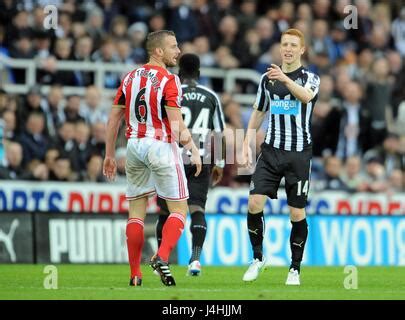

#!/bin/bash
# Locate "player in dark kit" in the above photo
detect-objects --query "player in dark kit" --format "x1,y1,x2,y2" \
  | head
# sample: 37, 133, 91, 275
156, 53, 226, 276
242, 29, 320, 285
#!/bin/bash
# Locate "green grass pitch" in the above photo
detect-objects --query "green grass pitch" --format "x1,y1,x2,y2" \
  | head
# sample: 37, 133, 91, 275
1, 265, 405, 300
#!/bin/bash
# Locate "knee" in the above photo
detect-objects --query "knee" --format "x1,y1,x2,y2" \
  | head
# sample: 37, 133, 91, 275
289, 207, 306, 221
248, 195, 266, 213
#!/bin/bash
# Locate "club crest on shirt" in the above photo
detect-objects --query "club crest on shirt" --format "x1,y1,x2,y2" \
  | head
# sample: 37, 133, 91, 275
295, 78, 303, 86
249, 181, 255, 191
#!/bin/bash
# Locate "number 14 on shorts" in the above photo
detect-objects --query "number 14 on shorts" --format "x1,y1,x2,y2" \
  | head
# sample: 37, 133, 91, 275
297, 180, 309, 196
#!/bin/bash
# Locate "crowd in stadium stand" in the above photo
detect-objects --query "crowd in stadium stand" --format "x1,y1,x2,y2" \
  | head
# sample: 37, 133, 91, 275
0, 0, 404, 193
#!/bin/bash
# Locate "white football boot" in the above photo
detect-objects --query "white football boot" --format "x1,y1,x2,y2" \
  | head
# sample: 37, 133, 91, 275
285, 268, 300, 285
242, 257, 266, 282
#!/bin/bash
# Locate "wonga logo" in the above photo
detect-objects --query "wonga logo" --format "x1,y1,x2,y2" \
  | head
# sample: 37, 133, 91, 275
177, 215, 295, 266
270, 99, 300, 116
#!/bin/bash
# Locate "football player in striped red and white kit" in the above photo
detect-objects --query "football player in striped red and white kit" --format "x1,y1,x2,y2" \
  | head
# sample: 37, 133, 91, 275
103, 30, 201, 287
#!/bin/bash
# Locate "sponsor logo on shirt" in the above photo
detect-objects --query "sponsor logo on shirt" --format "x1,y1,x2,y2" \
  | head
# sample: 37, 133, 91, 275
270, 99, 300, 115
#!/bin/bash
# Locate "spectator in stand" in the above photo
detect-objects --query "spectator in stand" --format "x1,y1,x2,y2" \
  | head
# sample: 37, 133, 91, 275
391, 7, 405, 57
2, 109, 17, 141
90, 121, 106, 156
82, 153, 105, 182
363, 156, 388, 193
148, 12, 166, 33
71, 22, 87, 40
193, 35, 214, 67
49, 155, 77, 182
167, 0, 198, 44
73, 121, 93, 172
91, 36, 120, 88
85, 6, 105, 50
364, 57, 393, 147
192, 0, 217, 47
82, 86, 109, 125
5, 10, 32, 50
349, 0, 373, 51
340, 155, 368, 192
109, 15, 128, 39
9, 32, 36, 84
25, 159, 49, 181
244, 28, 262, 69
42, 85, 65, 138
115, 37, 132, 64
72, 36, 94, 86
363, 132, 404, 177
322, 81, 371, 160
44, 147, 60, 172
387, 169, 404, 194
127, 22, 148, 64
55, 11, 73, 39
352, 48, 374, 81
0, 142, 26, 179
312, 0, 332, 20
388, 50, 404, 119
18, 112, 49, 166
51, 38, 77, 86
237, 0, 258, 35
97, 0, 120, 32
255, 17, 277, 54
56, 120, 76, 157
314, 156, 351, 192
64, 95, 85, 123
311, 100, 332, 157
255, 42, 281, 74
217, 15, 250, 67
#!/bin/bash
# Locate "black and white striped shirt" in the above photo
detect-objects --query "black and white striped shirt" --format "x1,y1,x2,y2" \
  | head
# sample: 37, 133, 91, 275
254, 66, 320, 152
180, 82, 226, 158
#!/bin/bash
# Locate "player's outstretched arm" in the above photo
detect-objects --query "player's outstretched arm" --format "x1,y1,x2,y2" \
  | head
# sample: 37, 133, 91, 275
103, 106, 124, 181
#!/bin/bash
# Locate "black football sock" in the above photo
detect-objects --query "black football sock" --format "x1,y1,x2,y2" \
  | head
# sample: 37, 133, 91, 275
289, 218, 308, 273
247, 211, 264, 261
189, 211, 207, 264
156, 213, 169, 248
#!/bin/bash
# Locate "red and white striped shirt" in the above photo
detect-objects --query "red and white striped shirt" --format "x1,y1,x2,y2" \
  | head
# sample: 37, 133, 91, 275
113, 65, 182, 142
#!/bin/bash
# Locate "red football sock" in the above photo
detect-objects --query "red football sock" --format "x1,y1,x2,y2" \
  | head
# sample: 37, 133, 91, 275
126, 218, 144, 278
157, 212, 185, 262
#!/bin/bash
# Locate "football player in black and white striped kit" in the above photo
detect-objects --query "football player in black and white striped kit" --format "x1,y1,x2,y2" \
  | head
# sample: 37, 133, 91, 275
156, 53, 226, 276
242, 29, 320, 285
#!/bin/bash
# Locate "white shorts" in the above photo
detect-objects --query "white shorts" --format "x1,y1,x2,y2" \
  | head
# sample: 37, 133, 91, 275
125, 137, 189, 201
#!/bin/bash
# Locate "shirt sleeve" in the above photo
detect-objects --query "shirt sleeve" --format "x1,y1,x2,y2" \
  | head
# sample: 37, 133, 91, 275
112, 72, 129, 107
303, 71, 320, 98
213, 93, 226, 133
164, 74, 182, 108
253, 73, 270, 112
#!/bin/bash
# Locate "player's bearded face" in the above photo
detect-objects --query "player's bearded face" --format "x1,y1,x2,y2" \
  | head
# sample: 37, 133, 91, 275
280, 35, 305, 64
162, 36, 181, 67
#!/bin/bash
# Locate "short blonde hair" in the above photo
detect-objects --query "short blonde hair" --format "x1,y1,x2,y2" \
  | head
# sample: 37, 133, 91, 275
146, 30, 175, 56
281, 28, 305, 47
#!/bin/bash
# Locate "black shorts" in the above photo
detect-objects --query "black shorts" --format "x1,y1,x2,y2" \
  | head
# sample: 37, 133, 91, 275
157, 164, 211, 212
249, 144, 312, 208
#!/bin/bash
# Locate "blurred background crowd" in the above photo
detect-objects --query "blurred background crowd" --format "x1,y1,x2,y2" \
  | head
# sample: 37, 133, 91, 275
0, 0, 404, 193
